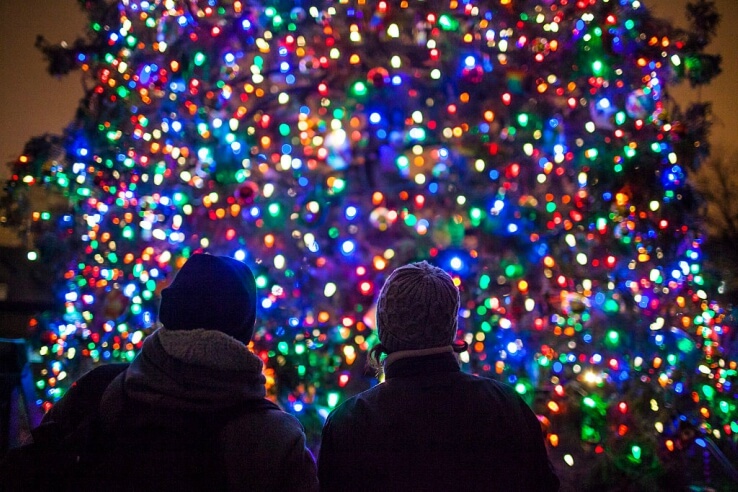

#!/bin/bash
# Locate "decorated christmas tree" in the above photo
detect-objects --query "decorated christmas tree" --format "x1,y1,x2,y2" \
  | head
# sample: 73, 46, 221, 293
4, 0, 737, 488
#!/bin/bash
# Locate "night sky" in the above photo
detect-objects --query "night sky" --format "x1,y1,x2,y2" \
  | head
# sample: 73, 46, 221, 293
0, 0, 736, 180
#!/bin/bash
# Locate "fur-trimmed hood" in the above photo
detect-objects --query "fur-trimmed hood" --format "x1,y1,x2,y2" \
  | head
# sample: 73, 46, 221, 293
118, 327, 267, 411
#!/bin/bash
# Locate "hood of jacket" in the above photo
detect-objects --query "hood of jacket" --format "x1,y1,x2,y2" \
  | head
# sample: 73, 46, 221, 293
116, 327, 267, 412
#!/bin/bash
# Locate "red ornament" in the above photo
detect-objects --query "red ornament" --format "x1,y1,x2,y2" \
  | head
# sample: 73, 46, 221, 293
235, 181, 259, 205
102, 288, 129, 320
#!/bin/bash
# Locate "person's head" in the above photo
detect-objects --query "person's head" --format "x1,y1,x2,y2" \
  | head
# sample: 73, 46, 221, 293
370, 261, 460, 368
158, 253, 257, 344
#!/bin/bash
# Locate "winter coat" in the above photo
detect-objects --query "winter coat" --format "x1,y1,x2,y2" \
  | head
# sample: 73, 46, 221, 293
44, 328, 318, 491
318, 351, 560, 492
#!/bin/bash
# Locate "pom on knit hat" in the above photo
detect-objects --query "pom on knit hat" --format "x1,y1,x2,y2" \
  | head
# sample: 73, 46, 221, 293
376, 261, 460, 353
158, 253, 257, 344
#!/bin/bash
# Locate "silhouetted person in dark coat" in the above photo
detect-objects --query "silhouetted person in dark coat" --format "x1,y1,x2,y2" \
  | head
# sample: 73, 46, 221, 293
318, 261, 559, 492
44, 253, 318, 491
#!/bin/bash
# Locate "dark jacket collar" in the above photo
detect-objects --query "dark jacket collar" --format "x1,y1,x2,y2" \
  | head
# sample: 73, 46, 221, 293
384, 351, 461, 379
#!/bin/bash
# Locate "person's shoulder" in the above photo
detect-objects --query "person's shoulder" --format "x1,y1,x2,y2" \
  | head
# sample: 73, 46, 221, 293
324, 384, 382, 426
462, 370, 512, 387
226, 398, 304, 433
260, 401, 303, 426
219, 399, 310, 455
459, 371, 527, 402
75, 363, 129, 388
330, 391, 360, 414
65, 363, 129, 407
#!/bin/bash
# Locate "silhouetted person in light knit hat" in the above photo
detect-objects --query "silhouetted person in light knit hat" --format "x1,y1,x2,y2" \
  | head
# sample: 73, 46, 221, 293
37, 253, 318, 491
318, 261, 559, 492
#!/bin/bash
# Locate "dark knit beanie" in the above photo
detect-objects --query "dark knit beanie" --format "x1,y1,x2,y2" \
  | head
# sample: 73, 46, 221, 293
376, 261, 460, 353
158, 253, 257, 344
